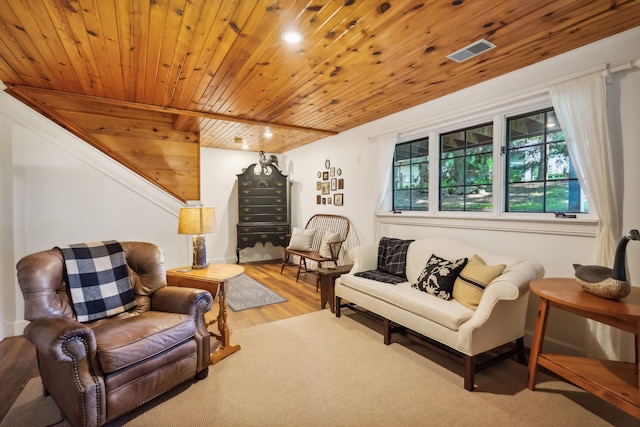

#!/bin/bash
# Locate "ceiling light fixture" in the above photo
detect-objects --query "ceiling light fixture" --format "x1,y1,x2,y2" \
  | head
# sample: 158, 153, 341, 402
234, 136, 243, 144
281, 30, 303, 44
264, 128, 273, 139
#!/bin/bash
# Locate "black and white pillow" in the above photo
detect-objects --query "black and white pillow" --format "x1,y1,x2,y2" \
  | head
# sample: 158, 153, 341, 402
377, 237, 414, 279
413, 254, 468, 300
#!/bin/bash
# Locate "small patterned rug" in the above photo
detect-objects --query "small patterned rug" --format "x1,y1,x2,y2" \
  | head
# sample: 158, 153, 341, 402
226, 274, 287, 311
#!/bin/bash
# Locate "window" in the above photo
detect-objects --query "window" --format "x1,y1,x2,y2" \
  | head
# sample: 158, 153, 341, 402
393, 137, 429, 211
439, 123, 493, 211
505, 108, 587, 213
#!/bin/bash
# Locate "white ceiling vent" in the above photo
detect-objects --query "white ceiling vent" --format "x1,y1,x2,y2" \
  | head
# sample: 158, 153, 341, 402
447, 39, 496, 63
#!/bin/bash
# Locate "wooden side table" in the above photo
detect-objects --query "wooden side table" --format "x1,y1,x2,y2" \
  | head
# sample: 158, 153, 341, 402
528, 278, 640, 419
166, 264, 244, 364
316, 264, 353, 313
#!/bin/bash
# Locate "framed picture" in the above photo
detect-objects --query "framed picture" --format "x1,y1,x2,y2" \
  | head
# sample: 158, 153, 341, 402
322, 197, 326, 205
331, 178, 337, 191
321, 182, 330, 195
325, 159, 330, 169
338, 178, 344, 189
322, 171, 329, 180
327, 197, 332, 204
316, 195, 321, 204
330, 167, 335, 177
334, 193, 343, 206
316, 181, 321, 190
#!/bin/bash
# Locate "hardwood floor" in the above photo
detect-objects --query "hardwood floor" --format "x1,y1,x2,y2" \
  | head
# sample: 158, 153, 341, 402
0, 260, 323, 424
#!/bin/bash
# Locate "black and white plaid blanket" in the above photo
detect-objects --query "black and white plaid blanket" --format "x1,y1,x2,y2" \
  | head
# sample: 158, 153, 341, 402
354, 269, 407, 284
57, 240, 136, 323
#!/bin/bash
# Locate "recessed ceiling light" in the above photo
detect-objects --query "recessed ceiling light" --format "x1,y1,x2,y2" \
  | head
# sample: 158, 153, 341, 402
264, 128, 273, 139
282, 30, 303, 44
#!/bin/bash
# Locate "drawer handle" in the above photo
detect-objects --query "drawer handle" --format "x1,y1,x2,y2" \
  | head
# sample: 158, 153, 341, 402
275, 216, 283, 220
243, 216, 251, 221
242, 199, 250, 203
276, 199, 283, 203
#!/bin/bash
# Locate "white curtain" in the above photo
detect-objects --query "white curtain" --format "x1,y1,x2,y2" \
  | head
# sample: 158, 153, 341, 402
371, 132, 398, 240
549, 71, 632, 361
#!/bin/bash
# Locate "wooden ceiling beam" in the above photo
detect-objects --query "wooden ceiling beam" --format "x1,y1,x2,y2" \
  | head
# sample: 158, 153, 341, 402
6, 84, 338, 137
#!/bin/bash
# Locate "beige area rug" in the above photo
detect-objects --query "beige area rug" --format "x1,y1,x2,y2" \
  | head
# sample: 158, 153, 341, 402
3, 310, 637, 427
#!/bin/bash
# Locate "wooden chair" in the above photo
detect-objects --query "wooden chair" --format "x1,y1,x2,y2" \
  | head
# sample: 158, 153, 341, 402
280, 214, 350, 290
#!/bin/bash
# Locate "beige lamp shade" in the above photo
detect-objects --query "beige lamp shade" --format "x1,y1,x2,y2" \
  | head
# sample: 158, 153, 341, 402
178, 206, 216, 235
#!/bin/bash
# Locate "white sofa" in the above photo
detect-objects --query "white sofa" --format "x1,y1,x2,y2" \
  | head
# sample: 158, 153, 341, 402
335, 237, 545, 390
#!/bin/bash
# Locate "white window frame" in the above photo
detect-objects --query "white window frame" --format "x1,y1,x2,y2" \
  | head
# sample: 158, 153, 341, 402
384, 94, 598, 237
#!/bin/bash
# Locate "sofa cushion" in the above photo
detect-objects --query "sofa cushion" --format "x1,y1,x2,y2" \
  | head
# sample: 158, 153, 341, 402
287, 227, 317, 251
453, 255, 506, 310
413, 254, 468, 300
377, 237, 414, 279
91, 311, 194, 373
339, 274, 474, 330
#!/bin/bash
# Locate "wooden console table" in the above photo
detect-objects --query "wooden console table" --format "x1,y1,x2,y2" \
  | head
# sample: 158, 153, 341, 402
528, 278, 640, 419
166, 264, 244, 364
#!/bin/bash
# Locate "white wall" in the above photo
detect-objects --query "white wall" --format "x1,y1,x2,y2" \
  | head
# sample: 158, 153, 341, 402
280, 27, 640, 356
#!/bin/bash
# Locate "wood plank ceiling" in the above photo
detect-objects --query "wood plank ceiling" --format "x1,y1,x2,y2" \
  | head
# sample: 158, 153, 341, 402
0, 0, 638, 201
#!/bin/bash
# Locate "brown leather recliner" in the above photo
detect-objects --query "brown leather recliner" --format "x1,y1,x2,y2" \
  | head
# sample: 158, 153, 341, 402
16, 241, 214, 427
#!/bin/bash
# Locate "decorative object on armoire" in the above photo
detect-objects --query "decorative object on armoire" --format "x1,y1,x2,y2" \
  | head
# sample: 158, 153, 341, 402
258, 151, 279, 173
573, 229, 640, 299
178, 205, 216, 269
236, 162, 291, 263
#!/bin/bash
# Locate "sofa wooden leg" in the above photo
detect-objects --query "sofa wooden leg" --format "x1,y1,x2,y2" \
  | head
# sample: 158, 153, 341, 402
464, 355, 475, 391
383, 318, 392, 345
515, 337, 526, 365
335, 296, 342, 317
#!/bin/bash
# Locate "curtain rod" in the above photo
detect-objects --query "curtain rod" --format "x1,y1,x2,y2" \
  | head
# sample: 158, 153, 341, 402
603, 58, 640, 83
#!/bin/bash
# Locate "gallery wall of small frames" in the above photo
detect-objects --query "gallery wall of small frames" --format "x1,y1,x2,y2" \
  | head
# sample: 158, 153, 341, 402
316, 159, 344, 206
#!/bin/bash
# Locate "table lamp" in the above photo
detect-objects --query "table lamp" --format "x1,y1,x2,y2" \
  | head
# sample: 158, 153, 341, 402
178, 206, 216, 269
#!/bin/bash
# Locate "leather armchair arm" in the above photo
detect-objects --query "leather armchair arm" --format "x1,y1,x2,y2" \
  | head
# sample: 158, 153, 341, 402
151, 286, 214, 375
24, 317, 106, 427
25, 317, 98, 364
151, 286, 213, 317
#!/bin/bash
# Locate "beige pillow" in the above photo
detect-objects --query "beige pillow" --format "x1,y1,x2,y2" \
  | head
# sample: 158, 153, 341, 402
319, 229, 342, 258
453, 254, 505, 310
287, 227, 316, 251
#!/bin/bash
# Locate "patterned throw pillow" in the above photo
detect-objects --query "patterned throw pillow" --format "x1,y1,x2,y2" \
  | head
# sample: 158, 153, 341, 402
287, 227, 317, 251
453, 254, 506, 310
413, 254, 468, 300
377, 237, 414, 279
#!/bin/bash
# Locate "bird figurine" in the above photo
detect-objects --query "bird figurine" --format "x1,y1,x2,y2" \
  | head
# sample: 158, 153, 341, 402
573, 229, 639, 299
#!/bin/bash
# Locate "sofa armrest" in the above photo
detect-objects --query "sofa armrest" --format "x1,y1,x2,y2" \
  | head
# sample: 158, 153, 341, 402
459, 260, 544, 354
349, 243, 378, 272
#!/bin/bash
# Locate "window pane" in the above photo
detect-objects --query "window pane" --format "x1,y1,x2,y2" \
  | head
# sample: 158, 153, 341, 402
466, 124, 493, 155
508, 146, 543, 183
464, 184, 492, 211
546, 142, 569, 180
394, 190, 410, 211
441, 131, 465, 158
466, 152, 493, 185
440, 187, 463, 211
393, 138, 429, 211
410, 189, 429, 210
508, 112, 544, 149
507, 182, 544, 212
545, 111, 564, 142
